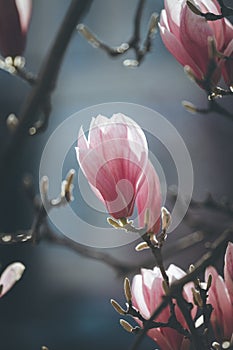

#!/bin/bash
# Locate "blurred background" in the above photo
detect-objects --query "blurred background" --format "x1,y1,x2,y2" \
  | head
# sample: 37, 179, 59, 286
0, 0, 232, 349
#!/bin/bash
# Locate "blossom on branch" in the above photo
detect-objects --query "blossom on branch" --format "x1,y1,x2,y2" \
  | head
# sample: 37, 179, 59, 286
76, 113, 162, 225
159, 0, 233, 89
131, 264, 193, 350
76, 113, 149, 219
206, 242, 233, 343
0, 0, 32, 57
0, 262, 25, 297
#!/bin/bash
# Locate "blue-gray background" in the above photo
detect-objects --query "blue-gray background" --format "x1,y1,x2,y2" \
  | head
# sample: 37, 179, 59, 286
0, 1, 232, 349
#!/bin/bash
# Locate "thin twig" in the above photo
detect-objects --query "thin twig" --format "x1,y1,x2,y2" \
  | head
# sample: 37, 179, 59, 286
77, 0, 158, 66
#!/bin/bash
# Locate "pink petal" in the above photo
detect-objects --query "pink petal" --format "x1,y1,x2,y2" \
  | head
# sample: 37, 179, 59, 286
164, 0, 185, 38
0, 262, 25, 297
222, 39, 233, 86
15, 0, 32, 33
224, 242, 233, 304
131, 274, 150, 319
136, 160, 161, 233
159, 12, 203, 80
148, 328, 174, 350
206, 266, 233, 341
0, 0, 31, 57
180, 3, 214, 77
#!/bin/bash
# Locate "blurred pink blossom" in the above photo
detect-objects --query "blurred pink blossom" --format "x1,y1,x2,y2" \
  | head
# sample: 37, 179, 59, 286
221, 21, 233, 86
159, 0, 233, 88
76, 113, 151, 219
0, 0, 32, 57
205, 242, 233, 342
131, 264, 193, 350
0, 262, 25, 297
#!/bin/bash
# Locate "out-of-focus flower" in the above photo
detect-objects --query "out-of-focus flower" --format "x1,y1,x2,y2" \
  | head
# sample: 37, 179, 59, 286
0, 262, 25, 297
206, 242, 233, 342
76, 113, 149, 219
136, 160, 161, 234
221, 21, 233, 87
131, 264, 193, 350
0, 0, 32, 57
159, 0, 233, 89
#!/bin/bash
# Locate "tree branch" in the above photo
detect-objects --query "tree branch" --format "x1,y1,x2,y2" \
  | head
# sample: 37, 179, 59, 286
0, 0, 93, 166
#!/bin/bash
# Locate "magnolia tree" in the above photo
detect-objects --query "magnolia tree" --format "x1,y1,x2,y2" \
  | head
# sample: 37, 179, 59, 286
0, 1, 233, 350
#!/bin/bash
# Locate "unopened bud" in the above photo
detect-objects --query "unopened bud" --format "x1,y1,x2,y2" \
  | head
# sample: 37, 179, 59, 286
107, 218, 121, 229
192, 287, 203, 307
77, 24, 100, 48
189, 264, 195, 273
13, 56, 25, 68
184, 65, 199, 84
161, 207, 171, 232
148, 13, 158, 36
123, 59, 139, 68
212, 342, 221, 350
124, 278, 132, 303
182, 100, 197, 114
222, 341, 231, 349
6, 113, 19, 131
120, 319, 133, 333
63, 169, 75, 202
135, 242, 149, 251
110, 299, 126, 315
40, 176, 49, 196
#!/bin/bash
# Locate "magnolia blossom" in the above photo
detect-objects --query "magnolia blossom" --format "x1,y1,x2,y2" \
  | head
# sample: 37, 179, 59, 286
0, 0, 32, 57
136, 160, 161, 233
159, 0, 233, 88
76, 113, 150, 219
205, 242, 233, 342
131, 264, 193, 350
221, 21, 233, 86
0, 262, 25, 297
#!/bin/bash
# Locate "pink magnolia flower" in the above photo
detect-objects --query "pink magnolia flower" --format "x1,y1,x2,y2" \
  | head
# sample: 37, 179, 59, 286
0, 0, 32, 57
76, 113, 149, 219
205, 242, 233, 342
136, 160, 161, 234
0, 262, 25, 297
221, 21, 233, 87
159, 0, 233, 88
131, 264, 193, 350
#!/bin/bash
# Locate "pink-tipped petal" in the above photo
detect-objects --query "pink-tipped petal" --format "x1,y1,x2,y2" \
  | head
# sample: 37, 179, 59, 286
180, 4, 214, 76
136, 160, 161, 234
0, 262, 25, 297
0, 0, 31, 57
164, 0, 185, 38
131, 274, 150, 320
159, 14, 203, 80
224, 242, 233, 304
222, 39, 233, 86
206, 266, 233, 341
15, 0, 32, 33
